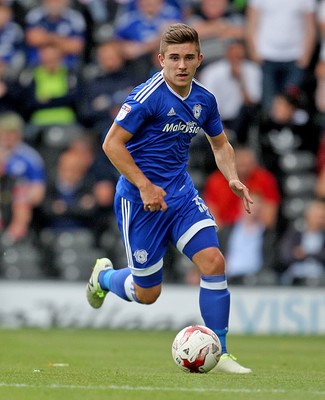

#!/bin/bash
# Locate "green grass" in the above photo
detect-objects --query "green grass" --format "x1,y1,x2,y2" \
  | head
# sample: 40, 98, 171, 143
0, 329, 324, 400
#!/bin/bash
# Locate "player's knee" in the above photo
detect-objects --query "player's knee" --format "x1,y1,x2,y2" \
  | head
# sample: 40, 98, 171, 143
209, 251, 225, 275
193, 247, 225, 276
134, 284, 161, 304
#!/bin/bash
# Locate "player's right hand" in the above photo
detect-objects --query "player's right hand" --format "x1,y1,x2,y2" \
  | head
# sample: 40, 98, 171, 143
140, 183, 168, 212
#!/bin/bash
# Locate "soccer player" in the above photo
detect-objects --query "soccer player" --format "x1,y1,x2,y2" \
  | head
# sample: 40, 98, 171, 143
86, 23, 253, 374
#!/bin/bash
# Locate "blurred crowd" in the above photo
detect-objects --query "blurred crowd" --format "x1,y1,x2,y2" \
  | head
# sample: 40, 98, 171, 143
1, 0, 325, 286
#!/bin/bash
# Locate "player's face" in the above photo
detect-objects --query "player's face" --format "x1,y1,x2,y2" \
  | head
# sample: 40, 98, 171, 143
158, 43, 203, 97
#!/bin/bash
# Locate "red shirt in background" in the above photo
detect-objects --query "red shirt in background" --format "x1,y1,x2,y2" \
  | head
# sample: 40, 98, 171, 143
204, 166, 281, 227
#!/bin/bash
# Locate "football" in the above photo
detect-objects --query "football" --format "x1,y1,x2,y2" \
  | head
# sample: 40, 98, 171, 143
171, 325, 221, 373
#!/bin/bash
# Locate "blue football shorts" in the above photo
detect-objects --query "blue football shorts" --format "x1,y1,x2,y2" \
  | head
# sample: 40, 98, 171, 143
114, 187, 219, 288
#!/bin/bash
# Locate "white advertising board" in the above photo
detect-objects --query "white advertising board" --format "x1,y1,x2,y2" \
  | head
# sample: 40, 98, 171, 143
0, 281, 324, 334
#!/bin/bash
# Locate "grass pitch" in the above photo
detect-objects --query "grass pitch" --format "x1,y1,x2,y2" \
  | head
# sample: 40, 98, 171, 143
0, 329, 324, 400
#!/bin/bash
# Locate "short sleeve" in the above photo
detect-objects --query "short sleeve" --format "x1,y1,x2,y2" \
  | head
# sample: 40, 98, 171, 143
115, 99, 149, 135
202, 97, 224, 137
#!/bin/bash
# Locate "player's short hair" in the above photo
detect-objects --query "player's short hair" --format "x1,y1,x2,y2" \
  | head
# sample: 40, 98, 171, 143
160, 23, 201, 55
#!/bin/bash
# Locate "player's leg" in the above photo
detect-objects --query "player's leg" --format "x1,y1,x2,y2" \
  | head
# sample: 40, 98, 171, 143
86, 194, 168, 307
182, 227, 230, 353
183, 228, 252, 374
132, 282, 162, 304
170, 192, 230, 351
86, 257, 163, 307
172, 191, 251, 373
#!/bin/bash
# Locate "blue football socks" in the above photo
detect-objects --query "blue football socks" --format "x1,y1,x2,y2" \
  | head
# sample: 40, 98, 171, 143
199, 274, 230, 353
99, 268, 136, 302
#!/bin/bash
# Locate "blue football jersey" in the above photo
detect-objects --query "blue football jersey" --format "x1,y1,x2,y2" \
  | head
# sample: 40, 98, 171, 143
114, 71, 223, 203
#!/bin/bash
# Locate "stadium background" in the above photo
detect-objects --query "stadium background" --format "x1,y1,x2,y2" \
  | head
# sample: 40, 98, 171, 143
0, 0, 324, 334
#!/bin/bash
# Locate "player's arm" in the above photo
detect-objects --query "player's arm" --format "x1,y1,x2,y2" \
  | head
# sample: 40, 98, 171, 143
102, 122, 167, 212
206, 131, 253, 214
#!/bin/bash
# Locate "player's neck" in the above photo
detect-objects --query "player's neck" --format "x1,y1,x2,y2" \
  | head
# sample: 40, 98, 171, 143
163, 74, 192, 98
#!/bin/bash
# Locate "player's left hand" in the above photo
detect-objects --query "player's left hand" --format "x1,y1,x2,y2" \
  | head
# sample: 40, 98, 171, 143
229, 179, 254, 214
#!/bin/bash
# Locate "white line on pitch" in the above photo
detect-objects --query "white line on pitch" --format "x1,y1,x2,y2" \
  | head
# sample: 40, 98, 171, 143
0, 383, 324, 395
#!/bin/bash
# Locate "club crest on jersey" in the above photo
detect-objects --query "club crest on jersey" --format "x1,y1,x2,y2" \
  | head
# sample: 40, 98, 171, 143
116, 103, 132, 121
193, 104, 202, 119
133, 249, 148, 264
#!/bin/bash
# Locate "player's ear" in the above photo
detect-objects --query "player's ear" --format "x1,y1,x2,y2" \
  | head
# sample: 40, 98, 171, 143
197, 53, 203, 67
158, 53, 164, 67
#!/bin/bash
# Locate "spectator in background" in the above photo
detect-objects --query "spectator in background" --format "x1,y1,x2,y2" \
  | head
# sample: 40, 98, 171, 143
0, 161, 32, 243
39, 149, 96, 232
0, 112, 46, 207
19, 42, 78, 128
279, 198, 325, 285
67, 134, 118, 241
73, 0, 121, 62
246, 0, 317, 119
315, 62, 325, 116
218, 193, 278, 284
230, 0, 248, 15
315, 165, 325, 199
186, 0, 245, 66
75, 0, 112, 26
114, 0, 182, 80
0, 0, 35, 27
316, 133, 325, 174
204, 146, 280, 229
78, 40, 134, 136
0, 4, 24, 75
67, 133, 117, 209
183, 192, 278, 286
199, 39, 262, 144
124, 0, 186, 13
0, 4, 25, 113
259, 87, 320, 179
25, 0, 86, 70
0, 56, 22, 114
67, 133, 96, 173
315, 0, 325, 115
315, 0, 325, 175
